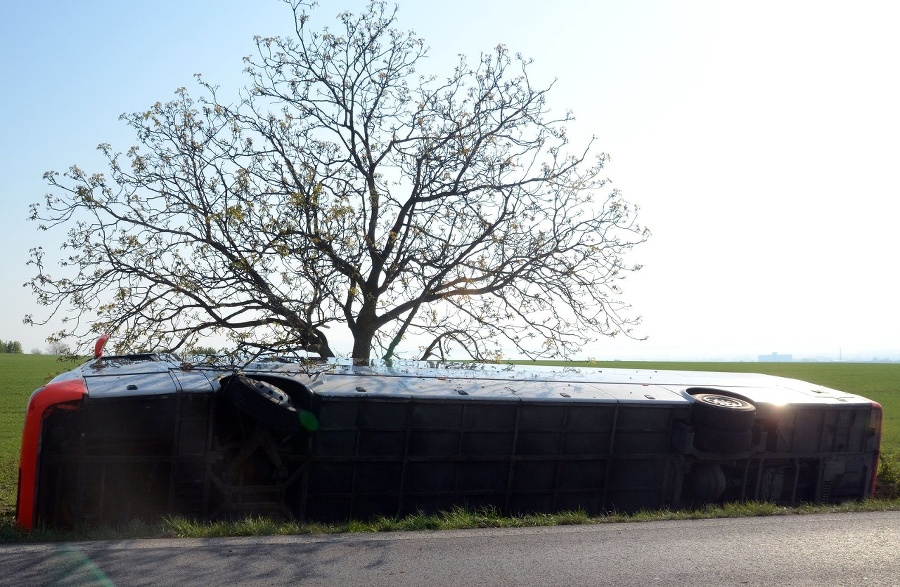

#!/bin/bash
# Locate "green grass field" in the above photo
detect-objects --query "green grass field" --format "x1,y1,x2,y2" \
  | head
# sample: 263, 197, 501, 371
1, 355, 897, 533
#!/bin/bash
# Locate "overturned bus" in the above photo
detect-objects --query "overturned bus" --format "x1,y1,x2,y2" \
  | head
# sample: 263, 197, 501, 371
16, 345, 882, 530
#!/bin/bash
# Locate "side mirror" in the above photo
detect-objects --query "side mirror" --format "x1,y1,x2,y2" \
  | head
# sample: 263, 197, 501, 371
94, 334, 111, 358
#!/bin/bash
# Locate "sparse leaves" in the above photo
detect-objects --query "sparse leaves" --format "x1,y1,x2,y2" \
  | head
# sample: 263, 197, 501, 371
27, 0, 647, 361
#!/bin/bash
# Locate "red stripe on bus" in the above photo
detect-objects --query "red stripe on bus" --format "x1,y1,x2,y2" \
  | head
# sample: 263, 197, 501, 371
16, 379, 86, 531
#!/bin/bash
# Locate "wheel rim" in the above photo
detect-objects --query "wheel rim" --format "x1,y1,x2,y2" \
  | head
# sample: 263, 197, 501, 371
699, 394, 748, 409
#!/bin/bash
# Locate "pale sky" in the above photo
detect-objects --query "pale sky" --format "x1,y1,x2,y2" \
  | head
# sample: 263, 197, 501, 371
2, 1, 898, 361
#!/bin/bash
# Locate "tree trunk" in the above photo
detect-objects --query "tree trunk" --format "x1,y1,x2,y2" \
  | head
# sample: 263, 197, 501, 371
350, 336, 372, 364
350, 303, 377, 364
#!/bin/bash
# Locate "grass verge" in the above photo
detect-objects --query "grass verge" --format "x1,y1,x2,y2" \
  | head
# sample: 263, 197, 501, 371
4, 499, 900, 543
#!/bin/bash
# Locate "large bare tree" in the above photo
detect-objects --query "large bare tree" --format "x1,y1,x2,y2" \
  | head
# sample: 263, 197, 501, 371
27, 1, 648, 361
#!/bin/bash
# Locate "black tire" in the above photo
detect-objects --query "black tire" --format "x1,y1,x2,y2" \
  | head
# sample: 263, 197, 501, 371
686, 464, 728, 502
690, 391, 756, 430
223, 375, 302, 434
692, 425, 754, 454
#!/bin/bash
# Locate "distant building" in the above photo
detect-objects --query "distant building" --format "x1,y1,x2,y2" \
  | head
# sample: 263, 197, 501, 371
759, 352, 792, 363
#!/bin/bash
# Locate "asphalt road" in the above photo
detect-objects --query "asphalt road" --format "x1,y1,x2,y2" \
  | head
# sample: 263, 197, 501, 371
3, 511, 900, 586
